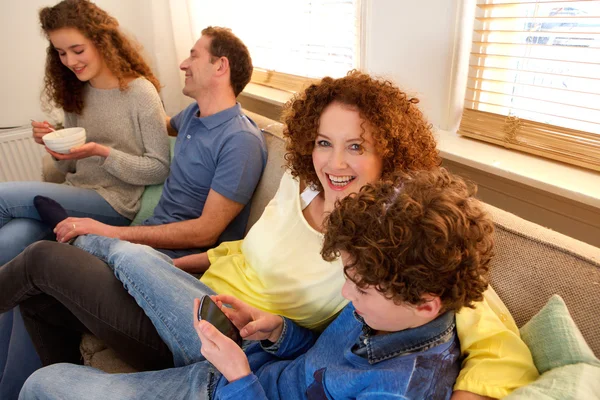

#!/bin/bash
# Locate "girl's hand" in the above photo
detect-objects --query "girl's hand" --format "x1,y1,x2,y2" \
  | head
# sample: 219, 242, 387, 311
193, 298, 251, 383
46, 142, 111, 160
212, 294, 284, 343
31, 120, 55, 145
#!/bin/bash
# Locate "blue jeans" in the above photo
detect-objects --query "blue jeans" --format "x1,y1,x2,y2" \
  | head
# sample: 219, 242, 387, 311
0, 182, 130, 400
19, 362, 218, 400
19, 236, 233, 400
74, 235, 216, 367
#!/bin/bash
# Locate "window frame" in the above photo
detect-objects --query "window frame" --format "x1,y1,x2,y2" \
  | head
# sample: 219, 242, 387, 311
456, 0, 600, 173
246, 0, 366, 94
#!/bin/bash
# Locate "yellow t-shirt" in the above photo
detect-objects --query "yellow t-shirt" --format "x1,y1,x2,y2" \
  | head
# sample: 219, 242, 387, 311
201, 172, 348, 329
454, 286, 540, 398
203, 173, 538, 397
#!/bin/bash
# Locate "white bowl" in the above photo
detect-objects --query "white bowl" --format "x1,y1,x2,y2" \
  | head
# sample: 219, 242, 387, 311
43, 127, 86, 154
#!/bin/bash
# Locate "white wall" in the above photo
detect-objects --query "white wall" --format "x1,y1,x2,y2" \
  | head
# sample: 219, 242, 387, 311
365, 0, 460, 130
0, 1, 51, 127
0, 0, 458, 129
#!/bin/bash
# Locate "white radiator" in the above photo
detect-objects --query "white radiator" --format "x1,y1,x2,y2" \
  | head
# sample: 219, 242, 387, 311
0, 126, 46, 182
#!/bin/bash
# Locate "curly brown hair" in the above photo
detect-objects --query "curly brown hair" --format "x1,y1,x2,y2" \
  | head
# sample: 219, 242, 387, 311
39, 0, 161, 114
201, 26, 253, 97
321, 168, 494, 313
282, 70, 440, 190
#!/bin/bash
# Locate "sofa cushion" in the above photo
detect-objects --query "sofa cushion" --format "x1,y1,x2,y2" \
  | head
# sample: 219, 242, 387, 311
80, 334, 136, 373
244, 112, 286, 232
505, 294, 600, 400
130, 138, 176, 226
504, 363, 600, 400
520, 294, 600, 374
484, 204, 600, 357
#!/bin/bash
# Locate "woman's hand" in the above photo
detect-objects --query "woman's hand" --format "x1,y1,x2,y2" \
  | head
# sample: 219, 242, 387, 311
46, 142, 111, 160
193, 298, 251, 383
173, 253, 211, 273
451, 391, 496, 400
31, 120, 55, 145
212, 294, 284, 343
54, 217, 120, 243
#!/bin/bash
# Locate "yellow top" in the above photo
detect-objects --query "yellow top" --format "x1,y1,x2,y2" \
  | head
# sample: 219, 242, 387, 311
454, 286, 540, 398
201, 172, 348, 329
203, 172, 538, 396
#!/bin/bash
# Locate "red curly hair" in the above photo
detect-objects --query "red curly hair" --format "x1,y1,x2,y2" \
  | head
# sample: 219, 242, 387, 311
321, 168, 494, 312
39, 0, 160, 114
282, 71, 440, 190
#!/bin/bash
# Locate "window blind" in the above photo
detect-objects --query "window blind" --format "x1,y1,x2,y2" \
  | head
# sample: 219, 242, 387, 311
459, 0, 600, 171
188, 0, 360, 92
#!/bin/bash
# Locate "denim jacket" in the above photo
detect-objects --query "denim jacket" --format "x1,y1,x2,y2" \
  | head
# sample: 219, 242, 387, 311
215, 304, 461, 400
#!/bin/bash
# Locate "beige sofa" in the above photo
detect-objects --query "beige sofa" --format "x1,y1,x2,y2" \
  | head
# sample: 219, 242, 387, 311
42, 111, 600, 375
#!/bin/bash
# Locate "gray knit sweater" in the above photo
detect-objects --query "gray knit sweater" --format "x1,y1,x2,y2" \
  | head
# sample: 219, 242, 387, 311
53, 78, 170, 219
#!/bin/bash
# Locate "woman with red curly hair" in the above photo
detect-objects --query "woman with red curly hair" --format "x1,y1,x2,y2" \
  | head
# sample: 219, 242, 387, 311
177, 70, 441, 329
0, 0, 169, 396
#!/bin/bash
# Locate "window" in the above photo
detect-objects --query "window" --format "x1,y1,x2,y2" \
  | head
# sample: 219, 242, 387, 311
459, 0, 600, 171
188, 0, 362, 93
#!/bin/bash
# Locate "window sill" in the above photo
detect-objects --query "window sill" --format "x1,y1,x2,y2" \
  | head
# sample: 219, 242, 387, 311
437, 129, 600, 210
242, 82, 294, 106
241, 83, 292, 105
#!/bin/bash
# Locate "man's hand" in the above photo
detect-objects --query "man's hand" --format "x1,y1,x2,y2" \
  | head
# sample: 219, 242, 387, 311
46, 142, 110, 160
193, 298, 251, 383
212, 294, 284, 343
54, 217, 120, 243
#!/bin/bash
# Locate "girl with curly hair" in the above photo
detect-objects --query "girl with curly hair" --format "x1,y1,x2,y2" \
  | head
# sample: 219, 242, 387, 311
1, 0, 171, 260
0, 0, 169, 396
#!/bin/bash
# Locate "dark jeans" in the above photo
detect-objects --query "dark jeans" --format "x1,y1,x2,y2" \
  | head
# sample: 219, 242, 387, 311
0, 241, 173, 371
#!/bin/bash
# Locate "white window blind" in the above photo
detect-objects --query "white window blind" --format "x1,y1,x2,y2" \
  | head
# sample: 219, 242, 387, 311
459, 0, 600, 171
188, 0, 361, 92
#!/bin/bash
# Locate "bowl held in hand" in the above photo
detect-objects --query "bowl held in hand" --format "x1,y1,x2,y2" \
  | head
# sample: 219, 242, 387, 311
42, 127, 86, 154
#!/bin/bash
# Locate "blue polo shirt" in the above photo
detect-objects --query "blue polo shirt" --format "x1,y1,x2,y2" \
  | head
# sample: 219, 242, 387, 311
143, 102, 267, 257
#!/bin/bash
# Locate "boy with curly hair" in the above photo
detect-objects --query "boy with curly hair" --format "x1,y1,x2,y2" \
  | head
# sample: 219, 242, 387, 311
21, 168, 494, 399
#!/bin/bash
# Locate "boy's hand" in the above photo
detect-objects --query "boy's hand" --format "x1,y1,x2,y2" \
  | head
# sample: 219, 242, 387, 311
212, 294, 284, 343
193, 298, 251, 383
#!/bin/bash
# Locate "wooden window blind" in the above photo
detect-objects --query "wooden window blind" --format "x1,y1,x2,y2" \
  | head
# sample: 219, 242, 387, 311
188, 0, 361, 93
459, 0, 600, 171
